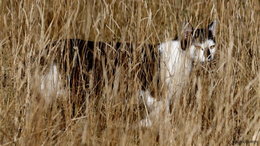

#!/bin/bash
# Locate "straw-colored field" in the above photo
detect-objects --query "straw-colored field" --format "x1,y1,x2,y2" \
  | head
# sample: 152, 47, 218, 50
0, 0, 259, 145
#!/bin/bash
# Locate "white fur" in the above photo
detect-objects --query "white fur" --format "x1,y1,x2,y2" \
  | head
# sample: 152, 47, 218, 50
40, 64, 64, 104
159, 40, 193, 84
207, 40, 216, 60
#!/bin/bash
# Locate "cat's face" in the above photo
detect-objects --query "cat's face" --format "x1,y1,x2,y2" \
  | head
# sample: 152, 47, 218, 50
183, 21, 217, 62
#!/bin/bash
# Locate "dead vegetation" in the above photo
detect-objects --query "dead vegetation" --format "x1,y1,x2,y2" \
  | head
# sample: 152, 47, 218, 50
0, 0, 259, 145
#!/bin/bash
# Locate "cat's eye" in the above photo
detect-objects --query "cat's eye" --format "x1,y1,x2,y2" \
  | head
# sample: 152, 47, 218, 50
209, 45, 215, 49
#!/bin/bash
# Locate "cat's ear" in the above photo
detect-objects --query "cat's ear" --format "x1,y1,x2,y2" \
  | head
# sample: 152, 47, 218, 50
208, 20, 217, 36
182, 22, 193, 39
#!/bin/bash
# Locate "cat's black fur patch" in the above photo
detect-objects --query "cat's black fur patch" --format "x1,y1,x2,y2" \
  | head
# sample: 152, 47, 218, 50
44, 39, 160, 115
193, 29, 215, 43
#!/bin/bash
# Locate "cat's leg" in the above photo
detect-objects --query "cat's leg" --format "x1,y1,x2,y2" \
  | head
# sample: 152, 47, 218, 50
139, 90, 156, 110
139, 90, 155, 127
139, 90, 164, 127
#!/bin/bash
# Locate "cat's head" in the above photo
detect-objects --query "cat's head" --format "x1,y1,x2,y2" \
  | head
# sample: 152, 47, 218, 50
181, 21, 217, 62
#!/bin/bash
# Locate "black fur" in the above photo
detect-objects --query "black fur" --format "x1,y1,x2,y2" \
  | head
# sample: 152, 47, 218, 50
193, 28, 215, 43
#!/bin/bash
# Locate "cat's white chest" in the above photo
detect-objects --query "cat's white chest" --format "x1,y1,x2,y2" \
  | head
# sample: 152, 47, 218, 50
158, 40, 193, 85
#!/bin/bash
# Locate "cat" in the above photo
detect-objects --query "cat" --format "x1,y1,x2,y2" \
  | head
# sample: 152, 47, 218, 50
140, 21, 217, 126
37, 21, 217, 125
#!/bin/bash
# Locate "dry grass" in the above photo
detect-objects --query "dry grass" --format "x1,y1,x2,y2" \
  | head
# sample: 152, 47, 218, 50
0, 0, 260, 145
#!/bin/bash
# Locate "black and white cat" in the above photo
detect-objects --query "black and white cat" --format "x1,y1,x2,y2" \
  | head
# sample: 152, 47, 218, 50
38, 21, 217, 125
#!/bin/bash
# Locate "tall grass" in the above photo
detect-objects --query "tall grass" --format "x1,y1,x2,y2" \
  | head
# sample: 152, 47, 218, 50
0, 0, 259, 145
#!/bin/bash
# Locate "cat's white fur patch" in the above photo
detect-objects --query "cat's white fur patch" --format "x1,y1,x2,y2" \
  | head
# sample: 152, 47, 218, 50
139, 90, 164, 127
40, 64, 64, 104
140, 90, 156, 109
207, 40, 216, 59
